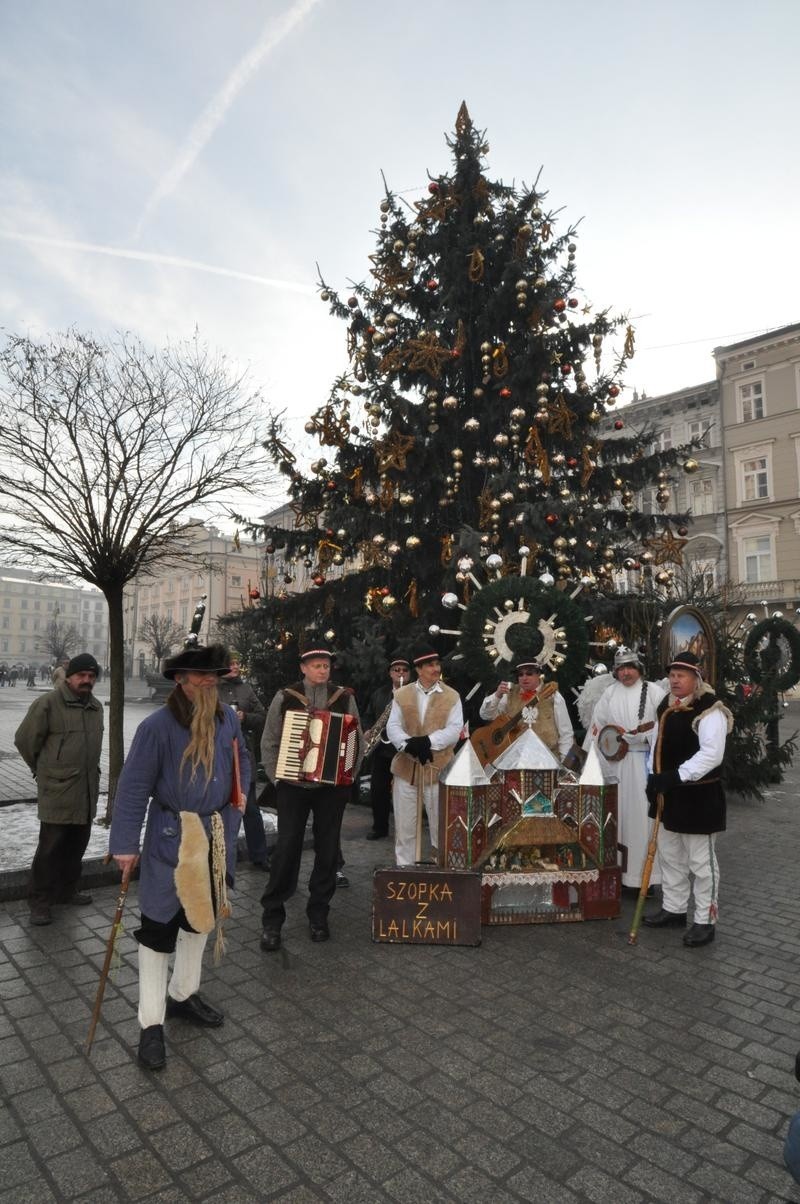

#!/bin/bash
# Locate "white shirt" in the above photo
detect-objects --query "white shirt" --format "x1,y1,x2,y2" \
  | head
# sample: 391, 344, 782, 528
386, 680, 464, 752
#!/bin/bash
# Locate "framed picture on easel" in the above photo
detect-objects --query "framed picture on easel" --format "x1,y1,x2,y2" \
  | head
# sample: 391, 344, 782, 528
660, 606, 716, 685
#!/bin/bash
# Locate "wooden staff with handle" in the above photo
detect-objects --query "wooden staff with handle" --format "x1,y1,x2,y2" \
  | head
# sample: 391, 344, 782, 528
628, 792, 664, 945
85, 858, 134, 1054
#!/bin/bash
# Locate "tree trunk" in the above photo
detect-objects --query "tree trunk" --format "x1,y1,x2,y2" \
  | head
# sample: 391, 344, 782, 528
103, 582, 126, 823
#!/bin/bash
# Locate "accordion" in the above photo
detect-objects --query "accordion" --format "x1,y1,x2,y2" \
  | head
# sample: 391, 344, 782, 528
276, 709, 359, 787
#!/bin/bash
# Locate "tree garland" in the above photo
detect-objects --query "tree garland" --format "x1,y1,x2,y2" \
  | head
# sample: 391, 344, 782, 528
743, 616, 800, 693
456, 576, 589, 693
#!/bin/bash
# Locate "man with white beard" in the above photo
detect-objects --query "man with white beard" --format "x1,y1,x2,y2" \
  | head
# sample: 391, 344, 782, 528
585, 647, 665, 892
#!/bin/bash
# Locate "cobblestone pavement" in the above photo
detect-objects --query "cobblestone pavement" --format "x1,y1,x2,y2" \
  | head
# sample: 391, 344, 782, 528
2, 686, 800, 1200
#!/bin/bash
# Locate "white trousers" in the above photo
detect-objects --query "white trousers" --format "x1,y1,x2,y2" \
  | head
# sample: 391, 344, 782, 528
138, 930, 209, 1027
658, 829, 719, 925
393, 775, 438, 867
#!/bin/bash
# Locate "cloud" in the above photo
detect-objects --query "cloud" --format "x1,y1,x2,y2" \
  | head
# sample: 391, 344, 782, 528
0, 230, 315, 294
133, 0, 323, 239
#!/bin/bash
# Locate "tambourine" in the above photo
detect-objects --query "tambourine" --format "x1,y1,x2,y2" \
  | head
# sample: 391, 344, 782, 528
597, 724, 629, 762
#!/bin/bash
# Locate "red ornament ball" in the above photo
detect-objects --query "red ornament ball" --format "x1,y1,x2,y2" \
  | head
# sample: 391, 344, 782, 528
265, 544, 275, 554
567, 457, 578, 468
568, 297, 579, 308
312, 574, 325, 587
545, 513, 559, 526
379, 586, 390, 596
248, 588, 261, 600
614, 419, 624, 430
428, 182, 440, 194
608, 384, 620, 398
560, 363, 572, 376
499, 386, 512, 399
553, 299, 566, 313
347, 296, 358, 309
426, 279, 438, 291
326, 480, 336, 490
678, 526, 689, 536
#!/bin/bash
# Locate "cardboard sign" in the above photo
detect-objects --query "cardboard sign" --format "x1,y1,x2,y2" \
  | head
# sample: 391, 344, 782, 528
372, 868, 482, 946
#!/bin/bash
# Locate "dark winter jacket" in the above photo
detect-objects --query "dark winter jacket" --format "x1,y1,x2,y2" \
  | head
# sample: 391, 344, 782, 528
14, 684, 104, 823
216, 674, 266, 782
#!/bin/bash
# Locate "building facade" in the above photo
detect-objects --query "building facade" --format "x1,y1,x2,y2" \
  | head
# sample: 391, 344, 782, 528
715, 323, 800, 608
0, 569, 108, 669
603, 381, 726, 589
121, 523, 268, 677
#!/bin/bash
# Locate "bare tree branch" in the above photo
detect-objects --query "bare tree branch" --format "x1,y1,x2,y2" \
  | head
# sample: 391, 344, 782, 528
0, 329, 277, 813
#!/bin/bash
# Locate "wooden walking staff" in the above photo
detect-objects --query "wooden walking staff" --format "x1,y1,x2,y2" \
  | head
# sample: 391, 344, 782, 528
414, 762, 426, 864
628, 792, 664, 945
85, 859, 133, 1054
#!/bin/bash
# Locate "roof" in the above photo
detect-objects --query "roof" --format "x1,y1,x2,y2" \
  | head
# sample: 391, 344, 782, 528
490, 728, 561, 771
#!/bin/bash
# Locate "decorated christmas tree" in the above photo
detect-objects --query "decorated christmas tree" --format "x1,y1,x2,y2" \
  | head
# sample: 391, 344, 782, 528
236, 104, 699, 704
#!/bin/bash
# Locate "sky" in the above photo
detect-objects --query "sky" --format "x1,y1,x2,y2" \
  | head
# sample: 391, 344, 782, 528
2, 0, 799, 517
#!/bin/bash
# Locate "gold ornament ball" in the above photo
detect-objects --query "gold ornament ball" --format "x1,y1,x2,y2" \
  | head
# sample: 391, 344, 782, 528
683, 458, 700, 474
464, 417, 480, 432
493, 433, 510, 447
406, 535, 421, 549
381, 595, 397, 610
443, 395, 458, 410
399, 493, 414, 507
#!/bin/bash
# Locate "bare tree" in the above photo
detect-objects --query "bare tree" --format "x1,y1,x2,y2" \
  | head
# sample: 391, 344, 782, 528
37, 618, 82, 662
137, 614, 185, 666
0, 329, 274, 816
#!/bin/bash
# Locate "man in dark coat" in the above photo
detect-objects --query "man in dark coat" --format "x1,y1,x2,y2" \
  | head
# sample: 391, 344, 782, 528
15, 652, 104, 926
643, 652, 732, 948
109, 643, 249, 1070
259, 645, 362, 951
217, 651, 269, 867
363, 655, 412, 840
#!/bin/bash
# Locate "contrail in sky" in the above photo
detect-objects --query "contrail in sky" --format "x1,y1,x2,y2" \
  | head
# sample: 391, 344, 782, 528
134, 0, 322, 238
0, 229, 314, 294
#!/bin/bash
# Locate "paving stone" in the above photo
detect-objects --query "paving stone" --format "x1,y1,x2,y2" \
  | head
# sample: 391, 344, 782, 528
110, 1149, 174, 1199
565, 1166, 645, 1203
235, 1144, 299, 1195
148, 1122, 213, 1172
46, 1146, 109, 1197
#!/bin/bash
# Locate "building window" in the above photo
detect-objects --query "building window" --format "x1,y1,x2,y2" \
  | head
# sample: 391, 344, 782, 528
738, 379, 764, 422
231, 575, 242, 587
688, 420, 710, 448
742, 457, 769, 501
690, 479, 714, 516
1, 617, 8, 629
33, 600, 40, 610
20, 617, 27, 631
0, 639, 6, 652
742, 535, 773, 583
652, 428, 672, 453
20, 598, 28, 610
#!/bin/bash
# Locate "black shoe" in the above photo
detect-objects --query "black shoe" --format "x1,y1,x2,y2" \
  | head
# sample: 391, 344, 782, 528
335, 870, 350, 887
62, 892, 93, 905
683, 923, 716, 948
251, 859, 271, 871
366, 830, 388, 841
166, 992, 224, 1027
137, 1024, 166, 1070
260, 929, 282, 953
309, 923, 330, 943
642, 909, 687, 928
29, 906, 53, 926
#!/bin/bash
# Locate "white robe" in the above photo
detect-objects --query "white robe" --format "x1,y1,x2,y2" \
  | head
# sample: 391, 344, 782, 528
586, 678, 666, 887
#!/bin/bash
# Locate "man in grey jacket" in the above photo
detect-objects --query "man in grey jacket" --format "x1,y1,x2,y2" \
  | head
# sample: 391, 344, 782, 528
15, 652, 104, 926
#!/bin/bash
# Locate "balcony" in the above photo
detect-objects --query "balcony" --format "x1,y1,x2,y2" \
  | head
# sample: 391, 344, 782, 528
735, 580, 800, 603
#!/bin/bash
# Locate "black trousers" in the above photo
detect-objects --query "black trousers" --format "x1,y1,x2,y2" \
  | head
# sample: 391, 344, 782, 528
28, 821, 92, 907
241, 781, 269, 864
260, 783, 349, 929
369, 753, 393, 835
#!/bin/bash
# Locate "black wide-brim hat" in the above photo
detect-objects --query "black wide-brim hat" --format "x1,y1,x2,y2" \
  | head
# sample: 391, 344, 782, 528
666, 650, 703, 678
163, 643, 231, 680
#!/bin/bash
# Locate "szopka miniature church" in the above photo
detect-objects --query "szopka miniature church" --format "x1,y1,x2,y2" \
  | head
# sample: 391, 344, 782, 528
439, 730, 620, 925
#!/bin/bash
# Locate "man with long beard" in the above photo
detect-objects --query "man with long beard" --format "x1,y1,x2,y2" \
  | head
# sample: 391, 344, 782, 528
110, 643, 249, 1070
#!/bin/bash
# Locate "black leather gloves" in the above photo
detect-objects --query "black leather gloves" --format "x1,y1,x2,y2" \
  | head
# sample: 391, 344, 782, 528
404, 735, 433, 764
646, 769, 681, 802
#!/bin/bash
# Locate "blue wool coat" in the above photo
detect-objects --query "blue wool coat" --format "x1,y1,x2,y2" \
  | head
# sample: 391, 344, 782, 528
109, 703, 250, 922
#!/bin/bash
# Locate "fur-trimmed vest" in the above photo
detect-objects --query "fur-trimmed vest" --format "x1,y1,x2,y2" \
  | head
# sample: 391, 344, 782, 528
391, 681, 460, 785
649, 689, 731, 834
